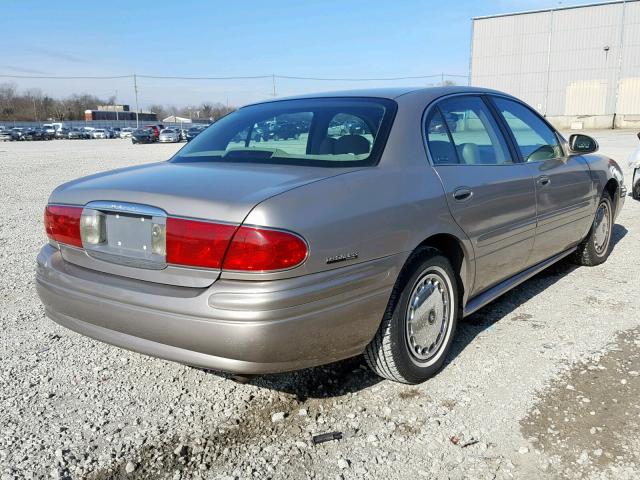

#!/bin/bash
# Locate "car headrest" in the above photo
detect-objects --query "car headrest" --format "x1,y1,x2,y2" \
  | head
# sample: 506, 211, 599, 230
461, 142, 480, 165
334, 135, 371, 155
318, 137, 336, 154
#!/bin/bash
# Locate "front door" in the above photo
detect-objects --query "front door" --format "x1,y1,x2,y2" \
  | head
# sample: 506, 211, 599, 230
425, 95, 537, 296
490, 96, 595, 265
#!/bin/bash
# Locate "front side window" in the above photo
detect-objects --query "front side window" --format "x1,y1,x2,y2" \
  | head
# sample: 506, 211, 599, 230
433, 96, 512, 165
492, 97, 563, 162
172, 98, 396, 167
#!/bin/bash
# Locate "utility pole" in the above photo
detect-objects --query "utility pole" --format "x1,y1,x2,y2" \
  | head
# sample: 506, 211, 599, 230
114, 89, 119, 122
612, 0, 627, 129
272, 74, 277, 97
133, 74, 140, 128
543, 8, 555, 117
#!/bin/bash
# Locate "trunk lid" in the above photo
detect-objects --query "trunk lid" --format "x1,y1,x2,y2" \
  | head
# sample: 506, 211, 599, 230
50, 161, 351, 287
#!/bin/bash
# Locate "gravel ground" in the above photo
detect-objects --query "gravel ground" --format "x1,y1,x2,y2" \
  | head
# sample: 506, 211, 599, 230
0, 133, 639, 480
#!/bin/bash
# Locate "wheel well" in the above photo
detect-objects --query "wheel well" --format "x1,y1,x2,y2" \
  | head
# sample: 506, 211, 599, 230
604, 178, 618, 200
604, 178, 619, 213
417, 234, 464, 275
413, 234, 467, 303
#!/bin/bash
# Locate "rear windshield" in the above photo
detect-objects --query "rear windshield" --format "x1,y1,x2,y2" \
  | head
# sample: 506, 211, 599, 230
171, 97, 396, 167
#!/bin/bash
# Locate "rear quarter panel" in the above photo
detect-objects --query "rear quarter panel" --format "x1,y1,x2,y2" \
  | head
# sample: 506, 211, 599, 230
227, 169, 475, 301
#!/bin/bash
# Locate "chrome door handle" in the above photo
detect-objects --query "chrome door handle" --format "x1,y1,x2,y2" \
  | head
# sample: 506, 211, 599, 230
537, 175, 551, 186
453, 187, 473, 201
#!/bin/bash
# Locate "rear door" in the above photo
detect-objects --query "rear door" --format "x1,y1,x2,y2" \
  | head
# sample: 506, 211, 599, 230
425, 95, 537, 296
489, 96, 595, 265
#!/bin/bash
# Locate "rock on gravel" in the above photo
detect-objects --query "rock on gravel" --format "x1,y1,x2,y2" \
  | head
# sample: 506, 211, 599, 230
1, 133, 639, 479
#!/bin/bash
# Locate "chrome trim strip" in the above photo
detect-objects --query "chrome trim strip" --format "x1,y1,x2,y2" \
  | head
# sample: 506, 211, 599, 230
85, 200, 167, 218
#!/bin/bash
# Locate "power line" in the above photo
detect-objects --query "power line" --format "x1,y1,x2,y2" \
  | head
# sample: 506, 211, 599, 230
0, 72, 469, 81
138, 74, 273, 80
0, 74, 132, 80
276, 74, 470, 81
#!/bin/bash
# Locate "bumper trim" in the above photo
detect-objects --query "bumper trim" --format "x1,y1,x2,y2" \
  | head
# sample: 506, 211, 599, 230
47, 309, 366, 374
37, 245, 402, 374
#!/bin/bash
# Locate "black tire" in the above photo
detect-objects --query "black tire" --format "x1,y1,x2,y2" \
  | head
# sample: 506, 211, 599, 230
364, 247, 459, 384
571, 192, 614, 266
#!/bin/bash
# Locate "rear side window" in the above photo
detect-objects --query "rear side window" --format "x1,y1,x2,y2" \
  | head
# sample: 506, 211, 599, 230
172, 98, 396, 167
434, 96, 512, 165
425, 110, 458, 165
491, 97, 563, 162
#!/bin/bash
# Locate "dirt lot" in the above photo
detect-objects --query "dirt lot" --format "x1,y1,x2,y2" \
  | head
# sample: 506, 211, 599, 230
0, 132, 639, 480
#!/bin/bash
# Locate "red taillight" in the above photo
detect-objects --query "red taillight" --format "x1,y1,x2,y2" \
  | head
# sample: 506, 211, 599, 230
44, 205, 82, 247
44, 205, 308, 272
222, 226, 308, 271
166, 217, 236, 269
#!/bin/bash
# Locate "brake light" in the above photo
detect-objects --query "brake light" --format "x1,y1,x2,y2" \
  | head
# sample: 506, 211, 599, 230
166, 217, 236, 269
44, 205, 82, 247
44, 204, 308, 272
222, 226, 308, 271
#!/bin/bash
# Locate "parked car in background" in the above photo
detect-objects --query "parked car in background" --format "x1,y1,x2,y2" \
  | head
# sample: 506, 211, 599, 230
0, 129, 12, 141
131, 127, 156, 144
42, 124, 57, 139
23, 128, 47, 140
159, 128, 180, 143
179, 129, 188, 141
91, 129, 108, 139
144, 125, 163, 140
11, 127, 25, 141
109, 127, 121, 139
68, 128, 88, 139
55, 128, 70, 139
119, 127, 134, 139
186, 125, 207, 141
35, 87, 626, 384
11, 127, 26, 141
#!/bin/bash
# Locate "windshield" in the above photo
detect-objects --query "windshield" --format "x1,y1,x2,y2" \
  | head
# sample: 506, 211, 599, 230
171, 97, 396, 167
161, 129, 174, 134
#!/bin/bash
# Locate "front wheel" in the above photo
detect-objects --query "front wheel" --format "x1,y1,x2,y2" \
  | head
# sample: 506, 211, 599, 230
572, 192, 614, 266
365, 248, 459, 384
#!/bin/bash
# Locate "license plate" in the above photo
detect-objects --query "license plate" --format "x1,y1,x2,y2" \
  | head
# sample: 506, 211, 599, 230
82, 201, 167, 269
106, 213, 154, 255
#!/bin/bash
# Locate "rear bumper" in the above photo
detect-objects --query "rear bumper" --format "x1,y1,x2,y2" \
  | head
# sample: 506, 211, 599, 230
36, 245, 400, 374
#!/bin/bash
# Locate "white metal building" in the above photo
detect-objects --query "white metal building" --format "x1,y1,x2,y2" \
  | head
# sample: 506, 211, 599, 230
470, 0, 640, 129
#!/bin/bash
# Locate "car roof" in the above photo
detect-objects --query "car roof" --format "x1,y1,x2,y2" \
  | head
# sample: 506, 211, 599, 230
244, 86, 509, 107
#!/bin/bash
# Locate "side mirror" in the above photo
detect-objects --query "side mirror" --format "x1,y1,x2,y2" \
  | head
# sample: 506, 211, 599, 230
636, 132, 640, 141
569, 134, 598, 154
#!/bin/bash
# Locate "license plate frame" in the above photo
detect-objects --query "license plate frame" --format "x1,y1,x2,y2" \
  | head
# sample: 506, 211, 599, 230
82, 201, 167, 270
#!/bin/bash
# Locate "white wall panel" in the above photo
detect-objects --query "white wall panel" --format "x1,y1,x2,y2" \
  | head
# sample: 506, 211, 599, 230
471, 1, 640, 118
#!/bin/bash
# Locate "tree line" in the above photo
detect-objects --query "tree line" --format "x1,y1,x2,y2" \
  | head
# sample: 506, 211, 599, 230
0, 83, 236, 122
